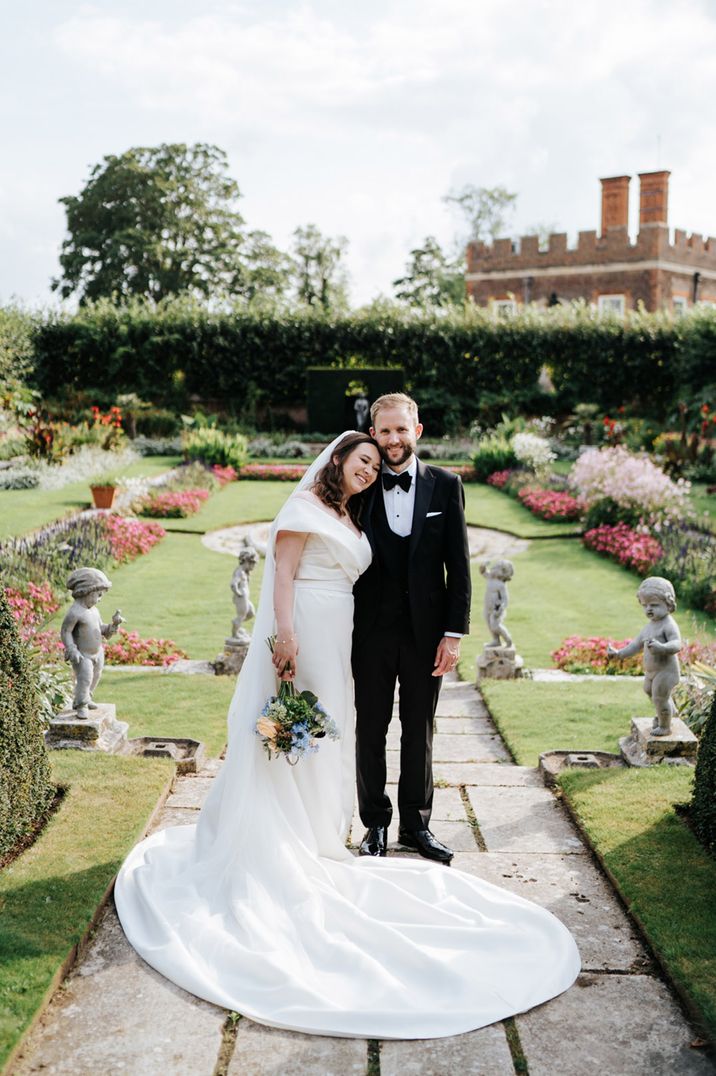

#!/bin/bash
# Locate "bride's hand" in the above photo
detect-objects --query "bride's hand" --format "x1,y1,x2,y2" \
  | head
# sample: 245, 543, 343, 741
273, 635, 298, 680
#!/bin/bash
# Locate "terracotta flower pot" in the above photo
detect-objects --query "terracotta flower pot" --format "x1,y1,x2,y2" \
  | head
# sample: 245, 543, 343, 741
90, 484, 117, 509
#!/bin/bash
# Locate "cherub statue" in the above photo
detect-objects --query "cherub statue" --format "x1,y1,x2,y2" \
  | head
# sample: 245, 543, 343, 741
607, 576, 681, 736
230, 539, 259, 639
480, 559, 514, 648
60, 567, 125, 719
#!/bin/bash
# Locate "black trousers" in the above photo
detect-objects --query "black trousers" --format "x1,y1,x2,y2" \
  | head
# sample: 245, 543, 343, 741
352, 617, 442, 832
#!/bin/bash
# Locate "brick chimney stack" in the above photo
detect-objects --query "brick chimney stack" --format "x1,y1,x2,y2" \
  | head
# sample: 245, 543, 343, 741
600, 175, 630, 235
638, 170, 670, 227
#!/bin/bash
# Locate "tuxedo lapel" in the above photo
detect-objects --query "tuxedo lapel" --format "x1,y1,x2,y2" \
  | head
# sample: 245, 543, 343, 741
409, 460, 434, 559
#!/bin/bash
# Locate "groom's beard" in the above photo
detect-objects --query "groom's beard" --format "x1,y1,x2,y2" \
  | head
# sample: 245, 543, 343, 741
380, 442, 414, 469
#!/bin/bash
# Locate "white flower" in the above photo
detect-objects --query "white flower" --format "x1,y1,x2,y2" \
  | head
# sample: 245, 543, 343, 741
511, 432, 555, 471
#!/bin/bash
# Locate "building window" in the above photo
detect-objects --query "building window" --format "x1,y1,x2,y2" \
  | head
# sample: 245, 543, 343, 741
493, 299, 517, 318
597, 294, 625, 316
673, 296, 688, 317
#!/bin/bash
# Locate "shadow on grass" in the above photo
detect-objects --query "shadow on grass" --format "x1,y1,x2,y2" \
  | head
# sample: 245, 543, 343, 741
0, 860, 124, 1066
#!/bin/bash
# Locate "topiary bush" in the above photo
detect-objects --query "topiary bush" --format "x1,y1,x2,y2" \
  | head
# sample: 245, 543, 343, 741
183, 427, 248, 470
691, 692, 716, 856
0, 586, 54, 860
473, 434, 517, 482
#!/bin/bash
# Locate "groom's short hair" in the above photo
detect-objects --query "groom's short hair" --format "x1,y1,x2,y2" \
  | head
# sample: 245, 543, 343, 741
370, 392, 419, 425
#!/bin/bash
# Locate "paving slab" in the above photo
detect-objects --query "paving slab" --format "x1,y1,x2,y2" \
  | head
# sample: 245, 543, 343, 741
164, 775, 215, 809
432, 761, 513, 785
467, 786, 585, 854
442, 762, 541, 787
433, 733, 508, 763
151, 805, 200, 831
228, 1019, 367, 1074
11, 905, 224, 1076
452, 852, 645, 971
431, 785, 468, 821
435, 716, 496, 734
380, 1022, 514, 1074
517, 973, 713, 1076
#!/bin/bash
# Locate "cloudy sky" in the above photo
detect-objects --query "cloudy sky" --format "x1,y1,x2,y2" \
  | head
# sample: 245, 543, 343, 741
3, 0, 716, 307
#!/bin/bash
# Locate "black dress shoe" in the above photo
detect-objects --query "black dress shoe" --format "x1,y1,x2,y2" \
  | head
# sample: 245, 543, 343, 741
398, 827, 453, 864
359, 826, 388, 857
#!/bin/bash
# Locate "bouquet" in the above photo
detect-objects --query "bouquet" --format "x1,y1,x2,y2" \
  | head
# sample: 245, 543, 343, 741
256, 637, 339, 764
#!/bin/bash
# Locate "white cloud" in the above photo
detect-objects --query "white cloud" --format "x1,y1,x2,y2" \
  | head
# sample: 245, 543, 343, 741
2, 0, 716, 305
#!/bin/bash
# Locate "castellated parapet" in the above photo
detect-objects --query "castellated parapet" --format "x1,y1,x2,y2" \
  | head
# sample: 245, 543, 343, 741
466, 171, 716, 312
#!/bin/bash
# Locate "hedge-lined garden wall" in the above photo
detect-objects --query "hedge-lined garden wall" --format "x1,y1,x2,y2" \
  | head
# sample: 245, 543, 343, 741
27, 298, 716, 430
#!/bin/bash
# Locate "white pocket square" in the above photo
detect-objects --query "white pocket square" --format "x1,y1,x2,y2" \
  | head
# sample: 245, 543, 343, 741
426, 511, 442, 517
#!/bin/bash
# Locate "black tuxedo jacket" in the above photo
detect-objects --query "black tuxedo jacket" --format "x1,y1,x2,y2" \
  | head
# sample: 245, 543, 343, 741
353, 461, 471, 658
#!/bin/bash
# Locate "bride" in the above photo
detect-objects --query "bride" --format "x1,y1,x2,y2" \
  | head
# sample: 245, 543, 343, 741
115, 431, 580, 1040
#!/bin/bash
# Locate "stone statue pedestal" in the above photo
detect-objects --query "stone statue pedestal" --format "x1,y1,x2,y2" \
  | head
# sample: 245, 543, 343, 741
477, 645, 524, 680
213, 635, 250, 676
45, 703, 129, 754
619, 716, 698, 768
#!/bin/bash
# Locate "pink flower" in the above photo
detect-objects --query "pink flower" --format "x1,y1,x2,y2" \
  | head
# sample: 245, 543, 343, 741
518, 487, 585, 521
104, 628, 189, 666
138, 489, 210, 518
239, 464, 309, 481
583, 523, 663, 575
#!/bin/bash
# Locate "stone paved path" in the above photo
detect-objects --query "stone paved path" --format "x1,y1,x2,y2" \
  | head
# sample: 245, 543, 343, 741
10, 681, 713, 1076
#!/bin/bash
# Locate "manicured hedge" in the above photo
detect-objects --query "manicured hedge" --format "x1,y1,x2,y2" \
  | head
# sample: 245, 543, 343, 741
0, 587, 54, 860
25, 298, 716, 429
692, 693, 716, 856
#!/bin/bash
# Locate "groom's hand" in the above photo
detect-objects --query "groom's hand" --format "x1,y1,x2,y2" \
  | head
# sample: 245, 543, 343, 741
433, 636, 460, 677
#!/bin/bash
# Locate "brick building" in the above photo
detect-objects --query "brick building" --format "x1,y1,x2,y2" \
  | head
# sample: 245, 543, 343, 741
465, 171, 716, 315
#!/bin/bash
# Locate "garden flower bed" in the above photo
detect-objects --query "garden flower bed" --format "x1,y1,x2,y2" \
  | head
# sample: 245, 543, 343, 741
551, 635, 643, 675
138, 488, 210, 517
104, 628, 189, 667
240, 463, 309, 481
518, 487, 584, 521
583, 522, 663, 575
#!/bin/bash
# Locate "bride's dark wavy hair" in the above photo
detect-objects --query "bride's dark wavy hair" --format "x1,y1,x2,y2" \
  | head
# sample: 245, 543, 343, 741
312, 432, 380, 527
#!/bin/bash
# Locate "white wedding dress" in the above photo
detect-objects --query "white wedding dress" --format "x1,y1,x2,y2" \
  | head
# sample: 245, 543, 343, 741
115, 440, 580, 1040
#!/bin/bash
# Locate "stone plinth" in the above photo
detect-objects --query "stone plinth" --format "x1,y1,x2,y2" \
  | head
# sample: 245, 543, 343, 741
476, 644, 524, 680
126, 736, 206, 774
619, 716, 697, 768
213, 636, 249, 676
46, 703, 128, 754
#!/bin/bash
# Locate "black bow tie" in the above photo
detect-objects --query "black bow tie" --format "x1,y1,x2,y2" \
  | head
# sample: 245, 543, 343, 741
382, 471, 412, 493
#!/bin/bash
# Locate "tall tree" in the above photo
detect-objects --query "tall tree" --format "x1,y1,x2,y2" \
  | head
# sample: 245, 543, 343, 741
290, 224, 349, 312
393, 236, 464, 308
53, 143, 287, 303
443, 184, 517, 244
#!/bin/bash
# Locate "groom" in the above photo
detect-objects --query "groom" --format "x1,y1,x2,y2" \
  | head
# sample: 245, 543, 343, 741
352, 392, 471, 863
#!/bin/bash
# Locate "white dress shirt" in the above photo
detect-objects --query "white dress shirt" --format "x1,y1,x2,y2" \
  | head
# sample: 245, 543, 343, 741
381, 457, 417, 538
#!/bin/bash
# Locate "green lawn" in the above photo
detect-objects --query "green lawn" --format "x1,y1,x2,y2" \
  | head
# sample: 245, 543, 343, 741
463, 484, 582, 538
0, 455, 181, 540
97, 670, 236, 757
559, 766, 716, 1041
164, 480, 289, 532
690, 481, 715, 532
459, 536, 714, 675
0, 752, 171, 1069
478, 678, 647, 765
